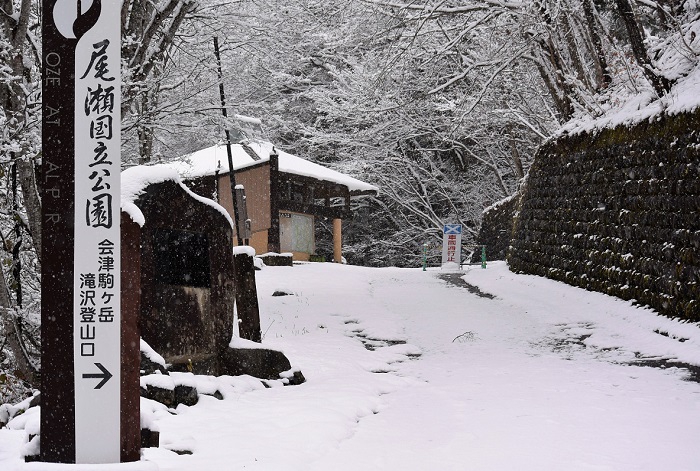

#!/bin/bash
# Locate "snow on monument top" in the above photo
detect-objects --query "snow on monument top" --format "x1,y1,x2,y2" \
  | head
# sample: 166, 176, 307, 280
121, 164, 233, 228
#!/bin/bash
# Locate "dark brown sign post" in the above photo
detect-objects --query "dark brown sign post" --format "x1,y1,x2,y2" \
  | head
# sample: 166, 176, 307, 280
41, 1, 136, 464
41, 1, 78, 462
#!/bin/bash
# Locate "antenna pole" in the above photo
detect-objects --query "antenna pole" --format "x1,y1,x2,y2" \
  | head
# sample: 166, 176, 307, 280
214, 36, 244, 246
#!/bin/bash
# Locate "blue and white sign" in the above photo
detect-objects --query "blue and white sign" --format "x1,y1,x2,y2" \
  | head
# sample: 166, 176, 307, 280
441, 224, 462, 269
443, 224, 462, 235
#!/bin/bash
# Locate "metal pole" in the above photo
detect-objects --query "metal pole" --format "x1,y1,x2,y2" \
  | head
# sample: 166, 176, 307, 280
213, 36, 244, 246
481, 245, 487, 269
422, 243, 427, 271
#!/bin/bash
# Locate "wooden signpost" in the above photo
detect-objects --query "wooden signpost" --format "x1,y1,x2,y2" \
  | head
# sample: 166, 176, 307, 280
42, 1, 130, 463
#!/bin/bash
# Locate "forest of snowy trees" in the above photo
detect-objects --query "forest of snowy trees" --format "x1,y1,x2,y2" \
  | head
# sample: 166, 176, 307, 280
1, 0, 699, 398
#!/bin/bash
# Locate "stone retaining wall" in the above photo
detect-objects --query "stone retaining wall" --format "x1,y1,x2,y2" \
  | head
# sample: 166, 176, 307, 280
508, 111, 700, 321
471, 193, 520, 263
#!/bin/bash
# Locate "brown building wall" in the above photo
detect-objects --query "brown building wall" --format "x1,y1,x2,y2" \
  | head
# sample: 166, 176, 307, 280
250, 230, 269, 256
218, 165, 271, 236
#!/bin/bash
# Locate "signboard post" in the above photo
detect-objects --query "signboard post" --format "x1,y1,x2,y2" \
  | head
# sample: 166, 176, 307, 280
441, 224, 462, 270
42, 1, 122, 463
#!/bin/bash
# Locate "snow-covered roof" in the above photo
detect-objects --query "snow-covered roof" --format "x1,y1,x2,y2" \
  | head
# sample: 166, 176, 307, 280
121, 164, 233, 228
169, 141, 378, 195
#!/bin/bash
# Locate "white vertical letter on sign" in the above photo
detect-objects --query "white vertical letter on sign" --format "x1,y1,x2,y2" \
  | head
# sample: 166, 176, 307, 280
73, 0, 121, 463
441, 224, 462, 270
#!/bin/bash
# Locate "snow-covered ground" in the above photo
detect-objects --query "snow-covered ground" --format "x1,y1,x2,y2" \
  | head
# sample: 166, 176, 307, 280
3, 261, 700, 470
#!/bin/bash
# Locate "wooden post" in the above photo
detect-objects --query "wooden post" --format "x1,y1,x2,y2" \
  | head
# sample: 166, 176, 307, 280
333, 218, 342, 263
41, 2, 77, 461
213, 37, 244, 247
42, 4, 130, 461
268, 149, 281, 253
120, 214, 141, 462
234, 251, 262, 342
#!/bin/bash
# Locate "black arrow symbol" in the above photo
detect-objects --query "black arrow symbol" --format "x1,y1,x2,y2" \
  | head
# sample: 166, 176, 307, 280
82, 362, 113, 389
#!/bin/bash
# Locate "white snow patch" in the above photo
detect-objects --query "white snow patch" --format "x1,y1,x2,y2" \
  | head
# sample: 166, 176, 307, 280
233, 246, 256, 257
169, 372, 197, 388
140, 339, 166, 367
229, 336, 268, 349
21, 461, 158, 471
140, 373, 175, 391
6, 405, 39, 432
121, 164, 232, 228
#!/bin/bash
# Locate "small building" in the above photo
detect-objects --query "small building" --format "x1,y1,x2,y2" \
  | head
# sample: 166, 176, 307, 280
121, 165, 235, 374
171, 119, 378, 262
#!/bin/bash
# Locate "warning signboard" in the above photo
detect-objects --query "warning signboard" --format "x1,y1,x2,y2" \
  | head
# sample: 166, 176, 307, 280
441, 224, 462, 269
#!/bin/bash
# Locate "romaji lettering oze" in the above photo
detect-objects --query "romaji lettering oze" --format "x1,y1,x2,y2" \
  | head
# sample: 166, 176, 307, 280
80, 39, 115, 82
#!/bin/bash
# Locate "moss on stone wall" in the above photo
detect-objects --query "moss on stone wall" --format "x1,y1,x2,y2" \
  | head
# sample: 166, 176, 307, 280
508, 111, 700, 321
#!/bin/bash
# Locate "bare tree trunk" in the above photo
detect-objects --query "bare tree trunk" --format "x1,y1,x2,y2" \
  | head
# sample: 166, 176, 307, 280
1, 0, 39, 260
510, 137, 525, 180
0, 258, 38, 385
0, 0, 31, 124
531, 45, 574, 122
121, 0, 197, 118
583, 0, 611, 89
136, 88, 155, 164
121, 0, 197, 162
0, 0, 40, 385
560, 11, 590, 90
532, 0, 575, 121
615, 0, 672, 95
17, 157, 42, 265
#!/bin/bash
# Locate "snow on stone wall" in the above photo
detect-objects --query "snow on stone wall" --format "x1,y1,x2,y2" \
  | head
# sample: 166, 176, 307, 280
509, 110, 700, 321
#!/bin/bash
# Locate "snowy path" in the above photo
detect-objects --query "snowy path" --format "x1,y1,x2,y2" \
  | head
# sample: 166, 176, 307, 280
296, 264, 700, 471
2, 262, 699, 470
